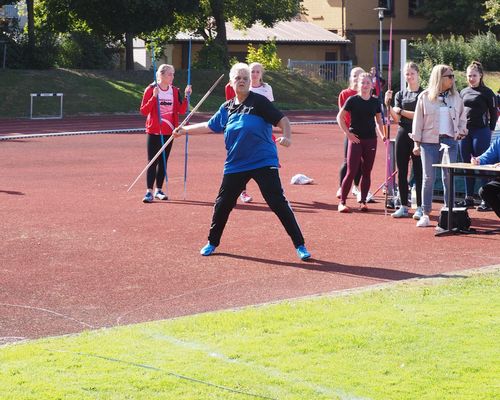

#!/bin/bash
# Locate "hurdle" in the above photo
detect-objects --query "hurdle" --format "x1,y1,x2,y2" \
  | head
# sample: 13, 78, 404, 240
30, 92, 64, 120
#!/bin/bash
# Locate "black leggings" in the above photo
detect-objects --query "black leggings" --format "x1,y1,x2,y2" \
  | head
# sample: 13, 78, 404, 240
146, 134, 173, 190
339, 137, 361, 187
208, 167, 305, 248
395, 126, 422, 207
479, 179, 500, 218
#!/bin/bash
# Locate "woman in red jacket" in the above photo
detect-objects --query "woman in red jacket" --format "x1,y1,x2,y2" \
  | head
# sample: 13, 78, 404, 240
139, 64, 192, 203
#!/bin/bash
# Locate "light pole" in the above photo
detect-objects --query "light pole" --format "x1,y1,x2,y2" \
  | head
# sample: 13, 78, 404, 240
374, 7, 386, 77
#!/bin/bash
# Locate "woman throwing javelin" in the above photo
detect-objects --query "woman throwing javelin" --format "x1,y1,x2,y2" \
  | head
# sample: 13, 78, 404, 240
173, 63, 311, 261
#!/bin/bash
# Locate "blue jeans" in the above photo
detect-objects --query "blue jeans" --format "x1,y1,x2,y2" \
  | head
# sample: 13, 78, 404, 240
420, 136, 458, 213
458, 126, 492, 197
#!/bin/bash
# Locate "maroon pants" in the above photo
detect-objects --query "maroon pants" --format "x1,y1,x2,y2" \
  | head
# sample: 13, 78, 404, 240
340, 138, 378, 203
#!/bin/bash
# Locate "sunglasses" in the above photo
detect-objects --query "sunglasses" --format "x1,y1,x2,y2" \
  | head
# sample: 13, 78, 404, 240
442, 74, 455, 79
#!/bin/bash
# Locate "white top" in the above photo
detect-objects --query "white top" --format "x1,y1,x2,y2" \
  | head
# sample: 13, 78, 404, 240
250, 83, 274, 102
439, 105, 454, 137
158, 85, 174, 129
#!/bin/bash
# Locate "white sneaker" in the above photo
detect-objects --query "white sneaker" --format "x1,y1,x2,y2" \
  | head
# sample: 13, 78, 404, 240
412, 207, 423, 220
240, 191, 253, 203
357, 190, 375, 203
391, 206, 409, 218
154, 189, 168, 200
416, 215, 431, 227
352, 185, 360, 197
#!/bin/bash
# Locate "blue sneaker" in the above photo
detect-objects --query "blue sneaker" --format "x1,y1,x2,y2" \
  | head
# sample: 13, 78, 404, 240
296, 245, 311, 261
142, 192, 154, 203
200, 242, 216, 256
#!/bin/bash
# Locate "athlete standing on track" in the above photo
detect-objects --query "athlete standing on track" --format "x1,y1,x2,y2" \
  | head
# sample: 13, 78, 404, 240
385, 61, 424, 220
173, 63, 311, 261
337, 67, 372, 202
140, 63, 192, 203
337, 72, 385, 213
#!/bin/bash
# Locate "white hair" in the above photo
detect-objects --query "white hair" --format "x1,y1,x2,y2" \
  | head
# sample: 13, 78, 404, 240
229, 62, 250, 81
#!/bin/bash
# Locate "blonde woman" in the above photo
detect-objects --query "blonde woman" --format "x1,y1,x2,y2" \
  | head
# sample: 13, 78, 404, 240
412, 64, 467, 227
385, 62, 424, 219
139, 64, 191, 203
336, 66, 368, 200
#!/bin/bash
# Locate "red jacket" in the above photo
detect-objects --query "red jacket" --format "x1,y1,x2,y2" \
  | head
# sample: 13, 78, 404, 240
140, 84, 188, 135
225, 82, 236, 100
338, 88, 357, 127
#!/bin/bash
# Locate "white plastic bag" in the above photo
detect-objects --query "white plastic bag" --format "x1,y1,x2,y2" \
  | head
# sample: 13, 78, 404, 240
290, 174, 314, 185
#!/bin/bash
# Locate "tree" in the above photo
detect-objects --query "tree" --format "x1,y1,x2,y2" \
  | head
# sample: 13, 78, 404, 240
171, 0, 304, 68
483, 0, 500, 30
419, 0, 488, 35
39, 0, 199, 70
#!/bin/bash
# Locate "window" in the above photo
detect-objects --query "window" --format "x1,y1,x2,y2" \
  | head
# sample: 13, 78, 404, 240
378, 0, 395, 17
409, 0, 425, 17
379, 40, 393, 67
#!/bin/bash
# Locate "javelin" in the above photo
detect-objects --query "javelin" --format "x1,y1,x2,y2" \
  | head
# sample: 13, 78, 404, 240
127, 73, 225, 192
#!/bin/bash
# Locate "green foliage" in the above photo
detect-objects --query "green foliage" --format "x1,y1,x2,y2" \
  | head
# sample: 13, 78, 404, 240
482, 0, 500, 29
57, 31, 116, 69
469, 32, 500, 70
411, 32, 500, 72
245, 39, 283, 71
419, 0, 489, 35
5, 28, 59, 69
193, 39, 228, 70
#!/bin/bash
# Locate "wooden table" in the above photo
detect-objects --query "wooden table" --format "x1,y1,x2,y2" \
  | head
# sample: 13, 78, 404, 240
432, 162, 500, 235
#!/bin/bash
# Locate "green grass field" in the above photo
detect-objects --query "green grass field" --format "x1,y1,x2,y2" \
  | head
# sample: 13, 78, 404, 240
0, 68, 342, 118
1, 269, 498, 400
1, 68, 497, 120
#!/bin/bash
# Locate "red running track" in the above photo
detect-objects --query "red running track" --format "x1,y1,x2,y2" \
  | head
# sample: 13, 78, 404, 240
0, 111, 498, 343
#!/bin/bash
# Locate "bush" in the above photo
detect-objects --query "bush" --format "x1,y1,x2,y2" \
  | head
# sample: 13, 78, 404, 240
5, 29, 59, 69
410, 32, 500, 72
193, 39, 227, 70
246, 39, 283, 71
469, 32, 500, 70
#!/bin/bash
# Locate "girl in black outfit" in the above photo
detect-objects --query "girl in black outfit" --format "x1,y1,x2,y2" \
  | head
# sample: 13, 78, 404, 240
385, 62, 424, 219
458, 61, 498, 211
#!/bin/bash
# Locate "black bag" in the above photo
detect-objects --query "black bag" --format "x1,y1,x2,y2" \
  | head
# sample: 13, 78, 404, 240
438, 207, 471, 231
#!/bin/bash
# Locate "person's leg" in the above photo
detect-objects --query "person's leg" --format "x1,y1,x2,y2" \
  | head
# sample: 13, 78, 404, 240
340, 141, 363, 204
253, 167, 305, 248
207, 172, 250, 247
339, 137, 349, 187
479, 180, 500, 218
411, 152, 423, 207
459, 131, 474, 197
359, 138, 378, 203
155, 135, 173, 190
420, 143, 439, 215
395, 127, 411, 207
146, 134, 161, 190
440, 137, 458, 208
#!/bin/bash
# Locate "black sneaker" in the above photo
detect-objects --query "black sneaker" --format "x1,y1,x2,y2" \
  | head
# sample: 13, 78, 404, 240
456, 197, 475, 208
476, 200, 492, 212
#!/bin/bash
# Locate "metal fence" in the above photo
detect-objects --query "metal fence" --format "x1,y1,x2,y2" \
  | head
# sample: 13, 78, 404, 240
287, 60, 352, 82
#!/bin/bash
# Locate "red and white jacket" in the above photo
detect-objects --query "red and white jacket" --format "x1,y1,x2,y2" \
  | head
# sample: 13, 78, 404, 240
140, 84, 188, 135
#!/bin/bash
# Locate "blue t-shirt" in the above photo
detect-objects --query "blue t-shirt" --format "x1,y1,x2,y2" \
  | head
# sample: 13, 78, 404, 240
208, 91, 284, 174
